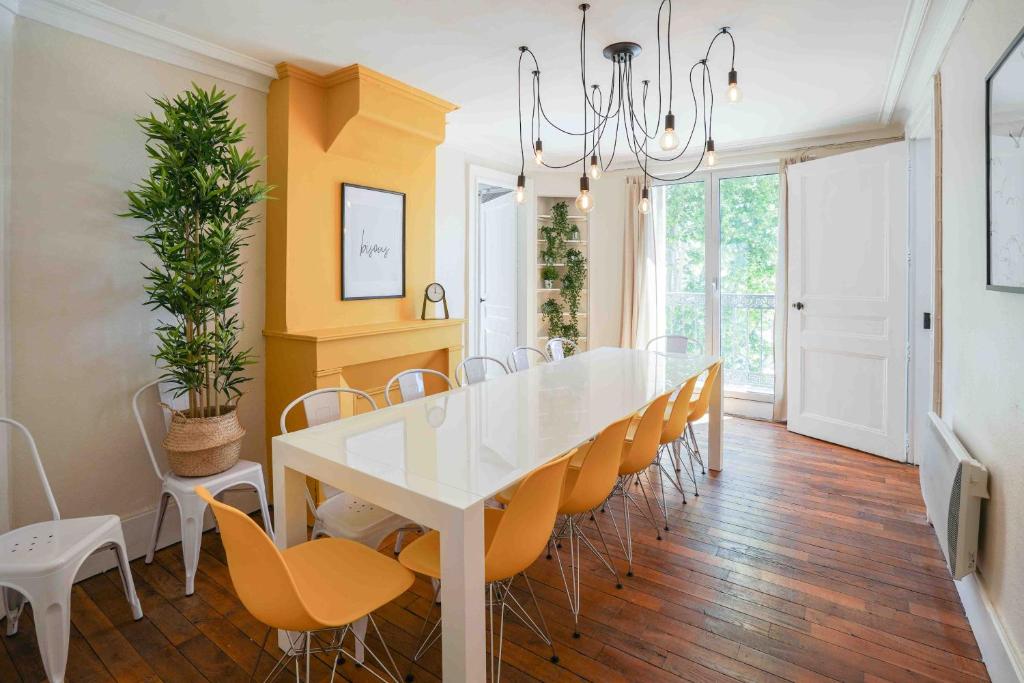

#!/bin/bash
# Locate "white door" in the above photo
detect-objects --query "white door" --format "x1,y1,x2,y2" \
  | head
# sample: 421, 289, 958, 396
787, 142, 908, 461
478, 191, 517, 361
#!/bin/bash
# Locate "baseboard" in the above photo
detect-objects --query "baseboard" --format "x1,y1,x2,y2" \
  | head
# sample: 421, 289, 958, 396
955, 573, 1024, 683
74, 489, 261, 582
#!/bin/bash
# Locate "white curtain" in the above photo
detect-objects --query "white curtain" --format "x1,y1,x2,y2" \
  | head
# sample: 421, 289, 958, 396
620, 176, 662, 348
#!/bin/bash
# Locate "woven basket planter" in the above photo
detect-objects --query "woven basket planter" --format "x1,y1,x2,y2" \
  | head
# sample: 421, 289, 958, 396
162, 405, 245, 477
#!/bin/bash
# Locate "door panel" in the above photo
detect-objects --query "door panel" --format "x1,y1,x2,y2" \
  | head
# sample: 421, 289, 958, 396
479, 191, 517, 362
787, 142, 908, 460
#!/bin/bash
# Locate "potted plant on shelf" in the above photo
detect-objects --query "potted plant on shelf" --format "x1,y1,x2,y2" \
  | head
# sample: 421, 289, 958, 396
541, 265, 559, 289
124, 84, 271, 477
540, 298, 564, 341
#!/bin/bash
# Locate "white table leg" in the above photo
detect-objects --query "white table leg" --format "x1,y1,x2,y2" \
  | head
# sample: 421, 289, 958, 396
708, 364, 724, 471
273, 458, 307, 651
439, 500, 486, 681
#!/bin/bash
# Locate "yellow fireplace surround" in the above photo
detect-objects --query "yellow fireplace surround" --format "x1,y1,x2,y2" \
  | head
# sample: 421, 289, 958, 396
263, 62, 462, 498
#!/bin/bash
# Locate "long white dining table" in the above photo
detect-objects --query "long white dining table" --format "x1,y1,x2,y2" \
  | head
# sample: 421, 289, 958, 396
272, 346, 722, 681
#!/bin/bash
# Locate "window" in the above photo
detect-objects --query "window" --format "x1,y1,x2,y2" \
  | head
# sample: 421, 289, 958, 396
657, 169, 780, 400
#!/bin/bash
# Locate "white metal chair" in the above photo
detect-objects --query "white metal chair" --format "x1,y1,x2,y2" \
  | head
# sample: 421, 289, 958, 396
280, 387, 420, 667
645, 335, 690, 354
454, 355, 509, 386
132, 380, 273, 596
384, 368, 454, 406
507, 345, 549, 372
545, 337, 577, 361
0, 418, 143, 683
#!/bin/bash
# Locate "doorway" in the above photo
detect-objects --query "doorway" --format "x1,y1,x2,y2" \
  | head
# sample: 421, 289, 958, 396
472, 179, 520, 363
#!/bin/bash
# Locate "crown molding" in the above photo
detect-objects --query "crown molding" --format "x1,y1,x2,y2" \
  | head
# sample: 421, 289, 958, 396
14, 0, 276, 92
276, 62, 458, 113
880, 0, 931, 125
0, 0, 19, 16
895, 0, 972, 130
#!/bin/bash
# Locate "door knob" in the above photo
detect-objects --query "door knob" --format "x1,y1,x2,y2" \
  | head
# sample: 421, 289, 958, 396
792, 301, 804, 310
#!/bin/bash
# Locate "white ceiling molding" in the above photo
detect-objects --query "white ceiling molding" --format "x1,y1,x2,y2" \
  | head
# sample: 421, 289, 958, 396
894, 0, 973, 131
880, 0, 931, 125
15, 0, 276, 92
0, 0, 20, 15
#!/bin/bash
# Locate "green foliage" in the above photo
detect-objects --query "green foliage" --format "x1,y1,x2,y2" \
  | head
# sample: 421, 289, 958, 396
541, 265, 559, 283
539, 201, 569, 265
540, 298, 564, 340
663, 174, 779, 388
560, 247, 587, 350
124, 84, 272, 416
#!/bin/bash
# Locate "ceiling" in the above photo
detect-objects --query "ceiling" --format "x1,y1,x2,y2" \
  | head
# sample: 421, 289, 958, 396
100, 0, 913, 167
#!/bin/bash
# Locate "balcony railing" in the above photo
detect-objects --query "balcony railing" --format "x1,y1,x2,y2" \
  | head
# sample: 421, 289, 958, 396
666, 291, 776, 391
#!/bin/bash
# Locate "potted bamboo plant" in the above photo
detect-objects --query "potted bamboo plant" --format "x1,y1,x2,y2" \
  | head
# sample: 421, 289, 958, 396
124, 84, 271, 477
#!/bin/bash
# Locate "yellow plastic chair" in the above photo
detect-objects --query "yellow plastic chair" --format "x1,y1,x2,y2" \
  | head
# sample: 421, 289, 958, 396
684, 360, 722, 476
644, 372, 702, 523
398, 451, 573, 682
550, 416, 632, 638
194, 486, 413, 682
609, 391, 672, 577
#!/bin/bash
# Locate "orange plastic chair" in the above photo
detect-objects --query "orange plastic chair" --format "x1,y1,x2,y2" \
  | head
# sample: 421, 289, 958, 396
647, 373, 702, 523
685, 360, 722, 475
194, 486, 413, 682
398, 451, 572, 682
611, 391, 673, 576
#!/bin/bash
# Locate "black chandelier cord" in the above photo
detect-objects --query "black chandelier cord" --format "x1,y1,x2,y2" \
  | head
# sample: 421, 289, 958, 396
517, 49, 526, 174
514, 2, 738, 180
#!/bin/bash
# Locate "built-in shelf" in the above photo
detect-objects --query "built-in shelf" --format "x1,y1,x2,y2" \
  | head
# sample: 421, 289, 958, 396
533, 196, 590, 353
537, 239, 587, 245
538, 336, 588, 342
537, 289, 587, 294
538, 214, 588, 220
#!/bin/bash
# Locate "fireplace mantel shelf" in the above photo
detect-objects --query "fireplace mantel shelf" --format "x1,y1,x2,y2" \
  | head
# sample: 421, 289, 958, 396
264, 318, 464, 343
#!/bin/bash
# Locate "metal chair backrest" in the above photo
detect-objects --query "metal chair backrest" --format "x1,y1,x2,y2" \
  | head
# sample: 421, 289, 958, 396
384, 369, 454, 406
132, 379, 189, 481
279, 387, 378, 523
455, 356, 509, 386
507, 346, 548, 372
645, 335, 690, 354
0, 418, 59, 521
545, 337, 577, 361
279, 387, 378, 435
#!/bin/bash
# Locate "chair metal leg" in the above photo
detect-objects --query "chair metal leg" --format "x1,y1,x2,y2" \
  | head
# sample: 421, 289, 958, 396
585, 509, 623, 589
146, 492, 170, 564
250, 627, 271, 682
551, 516, 582, 637
3, 588, 23, 636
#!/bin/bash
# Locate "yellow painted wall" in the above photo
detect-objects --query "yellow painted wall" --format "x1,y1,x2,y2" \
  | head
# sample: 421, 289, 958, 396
263, 63, 463, 494
266, 63, 456, 332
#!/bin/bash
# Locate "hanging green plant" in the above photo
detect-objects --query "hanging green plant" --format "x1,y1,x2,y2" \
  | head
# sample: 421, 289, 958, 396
540, 298, 564, 340
541, 264, 560, 288
540, 200, 575, 265
560, 247, 588, 350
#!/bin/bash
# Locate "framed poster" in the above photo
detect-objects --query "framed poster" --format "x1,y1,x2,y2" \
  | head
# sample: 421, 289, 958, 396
341, 183, 406, 300
987, 26, 1024, 293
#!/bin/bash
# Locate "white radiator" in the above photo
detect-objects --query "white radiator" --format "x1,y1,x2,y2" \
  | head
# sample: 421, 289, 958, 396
921, 412, 990, 579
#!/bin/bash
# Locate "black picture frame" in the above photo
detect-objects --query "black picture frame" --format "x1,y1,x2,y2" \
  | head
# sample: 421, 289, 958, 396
985, 25, 1024, 293
340, 182, 407, 301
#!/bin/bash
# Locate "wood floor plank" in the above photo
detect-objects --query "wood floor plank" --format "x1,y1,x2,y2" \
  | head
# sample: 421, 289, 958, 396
35, 417, 986, 682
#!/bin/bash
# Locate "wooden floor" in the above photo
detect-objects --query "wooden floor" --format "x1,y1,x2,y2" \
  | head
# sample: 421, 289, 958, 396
1, 418, 987, 682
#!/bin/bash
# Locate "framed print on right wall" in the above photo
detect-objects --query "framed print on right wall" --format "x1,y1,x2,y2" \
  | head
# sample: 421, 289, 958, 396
987, 25, 1024, 293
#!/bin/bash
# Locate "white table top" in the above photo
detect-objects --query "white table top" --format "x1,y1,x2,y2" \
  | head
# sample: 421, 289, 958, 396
273, 347, 714, 511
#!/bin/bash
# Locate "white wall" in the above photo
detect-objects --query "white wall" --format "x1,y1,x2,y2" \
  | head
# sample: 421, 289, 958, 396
435, 144, 469, 319
0, 4, 14, 533
8, 19, 267, 560
939, 0, 1024, 673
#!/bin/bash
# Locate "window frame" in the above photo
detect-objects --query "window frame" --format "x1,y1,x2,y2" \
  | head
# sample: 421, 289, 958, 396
654, 163, 782, 403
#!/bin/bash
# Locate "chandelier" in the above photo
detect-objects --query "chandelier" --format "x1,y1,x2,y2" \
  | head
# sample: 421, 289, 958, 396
514, 1, 741, 215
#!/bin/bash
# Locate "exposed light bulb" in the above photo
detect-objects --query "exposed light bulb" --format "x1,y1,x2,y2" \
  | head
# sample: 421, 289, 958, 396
534, 139, 544, 165
659, 112, 679, 151
515, 174, 526, 204
638, 187, 650, 215
727, 69, 742, 103
705, 139, 717, 167
575, 175, 594, 214
589, 154, 602, 180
